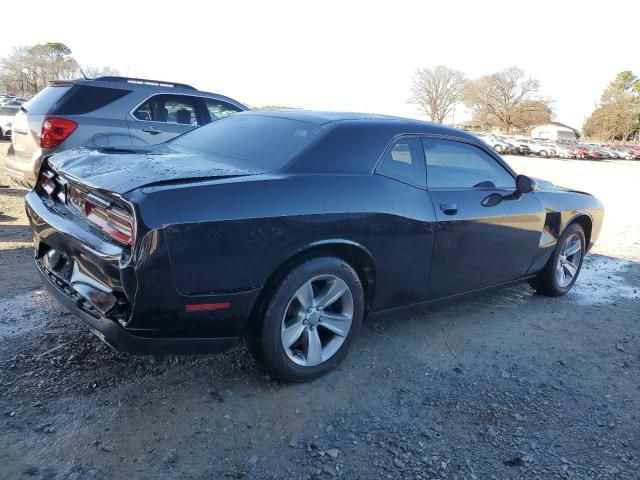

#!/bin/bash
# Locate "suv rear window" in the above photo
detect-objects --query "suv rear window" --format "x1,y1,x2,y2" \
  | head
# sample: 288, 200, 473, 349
173, 114, 321, 170
50, 85, 131, 115
21, 86, 71, 114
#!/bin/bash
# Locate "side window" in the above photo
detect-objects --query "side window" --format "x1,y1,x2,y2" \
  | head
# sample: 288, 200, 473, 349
133, 94, 200, 126
205, 99, 242, 122
423, 139, 514, 189
376, 137, 426, 188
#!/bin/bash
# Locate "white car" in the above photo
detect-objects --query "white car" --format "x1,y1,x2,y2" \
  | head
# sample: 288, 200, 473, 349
553, 144, 576, 159
514, 138, 556, 158
0, 106, 19, 138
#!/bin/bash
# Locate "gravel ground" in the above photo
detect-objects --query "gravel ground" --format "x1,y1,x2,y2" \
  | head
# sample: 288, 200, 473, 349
1, 141, 639, 480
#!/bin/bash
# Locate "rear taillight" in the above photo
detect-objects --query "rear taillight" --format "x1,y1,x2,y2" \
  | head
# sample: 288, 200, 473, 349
84, 200, 135, 246
41, 118, 77, 148
39, 169, 68, 203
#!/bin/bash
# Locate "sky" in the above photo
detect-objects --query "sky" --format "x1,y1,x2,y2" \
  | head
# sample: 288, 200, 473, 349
1, 0, 638, 129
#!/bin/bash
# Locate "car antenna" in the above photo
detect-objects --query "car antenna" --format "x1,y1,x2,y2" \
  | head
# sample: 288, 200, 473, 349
74, 58, 89, 80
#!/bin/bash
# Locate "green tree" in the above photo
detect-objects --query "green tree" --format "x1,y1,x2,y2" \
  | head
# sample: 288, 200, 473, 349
583, 71, 640, 141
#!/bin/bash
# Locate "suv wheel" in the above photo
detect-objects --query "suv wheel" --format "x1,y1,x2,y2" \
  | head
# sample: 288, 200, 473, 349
250, 257, 364, 382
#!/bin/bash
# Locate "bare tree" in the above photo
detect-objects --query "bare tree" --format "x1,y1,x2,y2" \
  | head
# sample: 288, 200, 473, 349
464, 67, 550, 133
82, 65, 121, 79
0, 43, 120, 95
409, 66, 466, 124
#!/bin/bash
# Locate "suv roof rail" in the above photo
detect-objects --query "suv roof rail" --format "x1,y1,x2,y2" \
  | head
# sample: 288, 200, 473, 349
94, 76, 196, 90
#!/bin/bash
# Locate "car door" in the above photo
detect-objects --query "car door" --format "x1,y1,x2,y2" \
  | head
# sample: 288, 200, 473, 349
127, 93, 204, 146
374, 136, 436, 306
423, 137, 545, 299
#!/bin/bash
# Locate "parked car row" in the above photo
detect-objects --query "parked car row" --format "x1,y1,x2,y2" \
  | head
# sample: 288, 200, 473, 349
559, 141, 640, 160
0, 94, 29, 107
477, 133, 640, 160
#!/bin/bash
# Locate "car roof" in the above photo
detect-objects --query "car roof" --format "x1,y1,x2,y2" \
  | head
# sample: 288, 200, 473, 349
50, 77, 247, 109
241, 110, 495, 175
244, 109, 479, 140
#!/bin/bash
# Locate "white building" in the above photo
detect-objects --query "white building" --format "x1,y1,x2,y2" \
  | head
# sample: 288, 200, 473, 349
531, 122, 578, 141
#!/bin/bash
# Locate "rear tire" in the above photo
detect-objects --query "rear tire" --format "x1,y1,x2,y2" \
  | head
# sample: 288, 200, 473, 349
532, 223, 585, 297
249, 257, 364, 382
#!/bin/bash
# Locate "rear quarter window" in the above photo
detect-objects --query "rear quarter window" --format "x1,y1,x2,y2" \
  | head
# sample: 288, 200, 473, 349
21, 86, 71, 114
50, 85, 131, 115
173, 114, 321, 171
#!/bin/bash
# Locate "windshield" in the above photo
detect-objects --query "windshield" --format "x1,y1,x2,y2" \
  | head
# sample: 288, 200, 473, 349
173, 114, 322, 171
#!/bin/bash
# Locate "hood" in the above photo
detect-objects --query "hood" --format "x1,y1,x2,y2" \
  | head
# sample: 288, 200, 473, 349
47, 145, 264, 195
532, 177, 591, 196
531, 177, 559, 191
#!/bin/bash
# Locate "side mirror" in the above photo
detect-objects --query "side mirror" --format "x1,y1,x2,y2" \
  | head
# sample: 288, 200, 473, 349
516, 174, 537, 194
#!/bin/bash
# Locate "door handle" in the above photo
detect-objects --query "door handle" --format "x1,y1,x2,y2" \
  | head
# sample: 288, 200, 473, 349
439, 203, 458, 215
142, 127, 162, 135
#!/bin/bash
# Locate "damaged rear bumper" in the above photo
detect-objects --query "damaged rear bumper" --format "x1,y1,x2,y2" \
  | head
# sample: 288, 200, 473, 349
26, 189, 243, 354
38, 261, 239, 354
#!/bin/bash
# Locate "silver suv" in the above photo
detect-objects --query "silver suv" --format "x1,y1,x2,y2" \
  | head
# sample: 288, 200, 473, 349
4, 76, 247, 188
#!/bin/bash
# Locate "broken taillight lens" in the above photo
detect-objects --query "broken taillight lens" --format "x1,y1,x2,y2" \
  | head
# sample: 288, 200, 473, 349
84, 200, 135, 246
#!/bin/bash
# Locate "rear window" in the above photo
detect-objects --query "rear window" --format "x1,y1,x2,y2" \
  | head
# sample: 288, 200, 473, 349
21, 86, 71, 114
51, 85, 131, 115
173, 114, 321, 170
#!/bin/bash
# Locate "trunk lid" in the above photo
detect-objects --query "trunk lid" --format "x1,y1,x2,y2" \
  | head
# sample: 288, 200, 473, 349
47, 145, 263, 194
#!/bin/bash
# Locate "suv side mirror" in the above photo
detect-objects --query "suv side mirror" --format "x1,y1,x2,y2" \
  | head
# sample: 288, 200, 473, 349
516, 174, 538, 194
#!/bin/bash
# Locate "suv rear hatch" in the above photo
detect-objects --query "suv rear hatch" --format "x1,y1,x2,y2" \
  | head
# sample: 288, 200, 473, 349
8, 84, 72, 182
7, 80, 132, 186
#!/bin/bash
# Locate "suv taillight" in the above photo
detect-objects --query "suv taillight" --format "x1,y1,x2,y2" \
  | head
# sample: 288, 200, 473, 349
84, 199, 135, 246
41, 118, 77, 148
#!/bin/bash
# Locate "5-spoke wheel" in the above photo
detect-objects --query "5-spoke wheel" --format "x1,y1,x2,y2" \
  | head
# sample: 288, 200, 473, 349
532, 223, 586, 297
555, 233, 582, 288
250, 257, 364, 382
281, 275, 354, 367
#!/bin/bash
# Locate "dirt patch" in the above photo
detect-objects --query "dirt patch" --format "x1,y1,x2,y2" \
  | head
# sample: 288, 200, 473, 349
1, 149, 639, 479
0, 141, 39, 300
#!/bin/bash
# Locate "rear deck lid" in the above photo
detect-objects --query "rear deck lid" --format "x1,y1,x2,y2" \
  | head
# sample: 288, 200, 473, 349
47, 145, 264, 194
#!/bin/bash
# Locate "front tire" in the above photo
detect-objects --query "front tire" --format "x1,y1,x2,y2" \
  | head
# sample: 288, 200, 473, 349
250, 257, 364, 382
532, 223, 585, 296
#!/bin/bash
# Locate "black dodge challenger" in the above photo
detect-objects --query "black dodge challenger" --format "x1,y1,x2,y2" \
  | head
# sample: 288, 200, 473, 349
25, 111, 604, 381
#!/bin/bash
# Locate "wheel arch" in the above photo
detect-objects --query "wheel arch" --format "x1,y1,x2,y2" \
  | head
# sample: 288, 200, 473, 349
245, 240, 376, 335
565, 213, 593, 247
